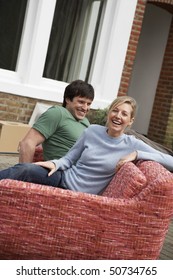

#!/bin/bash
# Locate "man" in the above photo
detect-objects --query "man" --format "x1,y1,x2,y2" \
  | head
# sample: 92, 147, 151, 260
18, 80, 94, 162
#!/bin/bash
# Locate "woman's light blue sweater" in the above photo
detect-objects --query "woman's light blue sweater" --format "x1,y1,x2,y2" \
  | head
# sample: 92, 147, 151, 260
52, 125, 173, 194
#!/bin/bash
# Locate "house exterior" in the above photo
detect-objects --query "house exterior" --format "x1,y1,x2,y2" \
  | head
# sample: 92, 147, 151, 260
122, 0, 173, 150
0, 0, 173, 149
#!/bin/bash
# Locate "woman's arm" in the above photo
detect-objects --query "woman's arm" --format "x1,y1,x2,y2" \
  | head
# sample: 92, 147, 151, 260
48, 129, 87, 172
34, 131, 86, 176
116, 151, 137, 171
117, 137, 173, 172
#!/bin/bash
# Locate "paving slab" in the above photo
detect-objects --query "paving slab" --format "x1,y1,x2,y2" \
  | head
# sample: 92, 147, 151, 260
0, 153, 19, 170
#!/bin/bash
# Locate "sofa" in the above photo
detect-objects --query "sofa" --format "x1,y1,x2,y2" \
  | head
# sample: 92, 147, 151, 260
0, 158, 173, 260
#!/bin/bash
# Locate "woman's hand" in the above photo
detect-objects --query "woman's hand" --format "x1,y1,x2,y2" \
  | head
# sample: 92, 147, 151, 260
116, 151, 137, 172
34, 161, 56, 176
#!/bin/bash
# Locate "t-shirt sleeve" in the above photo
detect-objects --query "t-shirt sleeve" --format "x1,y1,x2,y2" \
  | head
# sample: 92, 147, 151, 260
33, 106, 62, 139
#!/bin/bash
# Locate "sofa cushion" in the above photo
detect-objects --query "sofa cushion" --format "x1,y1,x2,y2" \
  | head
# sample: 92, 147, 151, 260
102, 162, 147, 199
33, 145, 44, 162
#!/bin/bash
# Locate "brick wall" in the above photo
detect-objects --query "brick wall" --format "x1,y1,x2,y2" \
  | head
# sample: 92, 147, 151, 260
118, 0, 147, 96
148, 16, 173, 149
0, 92, 59, 124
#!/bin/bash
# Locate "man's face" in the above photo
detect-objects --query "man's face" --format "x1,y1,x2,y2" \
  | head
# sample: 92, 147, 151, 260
65, 96, 92, 120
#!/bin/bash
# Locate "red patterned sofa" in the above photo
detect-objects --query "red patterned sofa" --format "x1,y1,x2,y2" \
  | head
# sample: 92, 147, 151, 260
0, 156, 173, 260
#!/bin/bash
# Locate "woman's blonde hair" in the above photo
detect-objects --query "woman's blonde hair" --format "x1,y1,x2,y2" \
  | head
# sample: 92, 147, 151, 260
108, 96, 137, 119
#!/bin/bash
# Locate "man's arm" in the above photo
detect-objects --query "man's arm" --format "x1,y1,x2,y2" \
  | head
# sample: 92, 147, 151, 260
18, 128, 45, 163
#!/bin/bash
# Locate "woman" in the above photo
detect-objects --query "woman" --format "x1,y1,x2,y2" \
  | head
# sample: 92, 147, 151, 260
0, 96, 173, 194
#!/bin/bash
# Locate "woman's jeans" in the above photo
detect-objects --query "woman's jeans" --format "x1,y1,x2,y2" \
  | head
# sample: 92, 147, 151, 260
0, 163, 63, 187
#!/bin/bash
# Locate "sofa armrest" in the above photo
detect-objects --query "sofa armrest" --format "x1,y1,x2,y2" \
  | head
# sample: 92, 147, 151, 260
102, 162, 147, 198
137, 160, 173, 184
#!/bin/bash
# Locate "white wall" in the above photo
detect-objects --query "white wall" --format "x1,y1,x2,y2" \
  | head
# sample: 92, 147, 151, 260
128, 4, 172, 135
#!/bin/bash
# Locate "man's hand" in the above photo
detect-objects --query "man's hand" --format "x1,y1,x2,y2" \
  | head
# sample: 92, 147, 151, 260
34, 161, 56, 176
116, 151, 137, 172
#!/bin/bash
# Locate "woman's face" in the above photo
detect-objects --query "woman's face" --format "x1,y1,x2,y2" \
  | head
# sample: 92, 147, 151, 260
107, 102, 134, 137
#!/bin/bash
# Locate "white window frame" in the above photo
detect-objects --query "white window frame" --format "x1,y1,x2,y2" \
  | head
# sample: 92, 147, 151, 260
0, 0, 137, 109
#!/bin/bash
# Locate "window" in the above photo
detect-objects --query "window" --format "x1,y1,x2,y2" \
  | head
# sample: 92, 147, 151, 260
0, 0, 27, 71
0, 0, 138, 109
43, 0, 104, 83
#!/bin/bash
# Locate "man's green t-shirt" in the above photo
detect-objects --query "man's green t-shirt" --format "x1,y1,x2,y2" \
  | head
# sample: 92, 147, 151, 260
33, 106, 90, 160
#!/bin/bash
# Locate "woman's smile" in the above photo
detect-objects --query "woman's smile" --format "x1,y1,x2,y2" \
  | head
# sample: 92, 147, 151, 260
107, 103, 134, 137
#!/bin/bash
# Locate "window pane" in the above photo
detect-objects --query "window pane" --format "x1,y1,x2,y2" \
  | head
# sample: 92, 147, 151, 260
43, 0, 104, 82
0, 0, 28, 71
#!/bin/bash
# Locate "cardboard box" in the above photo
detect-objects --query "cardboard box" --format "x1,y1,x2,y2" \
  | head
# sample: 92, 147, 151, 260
0, 121, 31, 153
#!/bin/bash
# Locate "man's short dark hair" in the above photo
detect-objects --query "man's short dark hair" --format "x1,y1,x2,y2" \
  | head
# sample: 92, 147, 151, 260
62, 80, 94, 107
